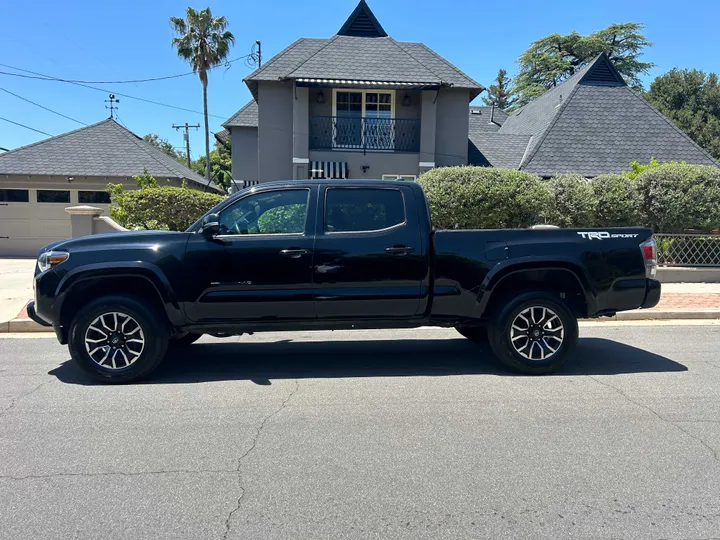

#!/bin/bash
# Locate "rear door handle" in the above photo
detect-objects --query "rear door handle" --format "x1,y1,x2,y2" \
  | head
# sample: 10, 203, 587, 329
385, 246, 414, 255
280, 248, 311, 258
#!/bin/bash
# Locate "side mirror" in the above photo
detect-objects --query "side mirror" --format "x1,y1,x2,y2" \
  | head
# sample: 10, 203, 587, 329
201, 213, 220, 237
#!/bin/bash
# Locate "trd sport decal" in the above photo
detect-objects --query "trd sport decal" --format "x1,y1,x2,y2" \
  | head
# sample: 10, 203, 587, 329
577, 232, 640, 240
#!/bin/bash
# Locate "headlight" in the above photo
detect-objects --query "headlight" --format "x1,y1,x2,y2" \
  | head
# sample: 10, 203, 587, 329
38, 251, 70, 272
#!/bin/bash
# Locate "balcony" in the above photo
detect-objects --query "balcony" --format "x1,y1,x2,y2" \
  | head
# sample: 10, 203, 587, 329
309, 116, 421, 153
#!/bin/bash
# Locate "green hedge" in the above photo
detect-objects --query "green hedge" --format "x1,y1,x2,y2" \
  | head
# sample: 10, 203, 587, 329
419, 164, 720, 232
634, 163, 720, 233
108, 185, 224, 231
418, 167, 550, 229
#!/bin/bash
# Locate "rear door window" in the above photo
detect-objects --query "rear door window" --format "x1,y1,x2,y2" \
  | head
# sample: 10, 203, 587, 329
325, 188, 406, 233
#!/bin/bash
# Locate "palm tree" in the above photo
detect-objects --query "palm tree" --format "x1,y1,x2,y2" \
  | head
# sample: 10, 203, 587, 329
170, 7, 234, 187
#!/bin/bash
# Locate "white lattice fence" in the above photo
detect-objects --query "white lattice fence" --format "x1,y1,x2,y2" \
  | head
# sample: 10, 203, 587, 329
655, 234, 720, 267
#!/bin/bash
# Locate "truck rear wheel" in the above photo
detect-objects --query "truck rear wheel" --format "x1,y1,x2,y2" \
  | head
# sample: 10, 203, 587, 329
68, 295, 169, 383
488, 291, 578, 375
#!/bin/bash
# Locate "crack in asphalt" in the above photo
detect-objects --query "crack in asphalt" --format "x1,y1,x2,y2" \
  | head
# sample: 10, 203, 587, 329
590, 376, 720, 463
221, 379, 300, 540
1, 378, 54, 415
0, 468, 238, 481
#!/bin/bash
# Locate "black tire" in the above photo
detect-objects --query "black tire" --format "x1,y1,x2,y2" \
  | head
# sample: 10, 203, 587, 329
488, 291, 578, 375
455, 326, 489, 344
170, 333, 203, 348
68, 295, 169, 383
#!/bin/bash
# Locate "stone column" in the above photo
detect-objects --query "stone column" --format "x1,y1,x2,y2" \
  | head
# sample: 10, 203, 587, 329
65, 205, 104, 238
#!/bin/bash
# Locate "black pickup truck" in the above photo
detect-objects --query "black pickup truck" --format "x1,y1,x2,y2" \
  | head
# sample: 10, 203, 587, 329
29, 179, 660, 382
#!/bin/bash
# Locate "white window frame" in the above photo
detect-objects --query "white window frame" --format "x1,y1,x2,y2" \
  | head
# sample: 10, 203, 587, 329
332, 89, 395, 119
381, 174, 417, 181
332, 90, 395, 151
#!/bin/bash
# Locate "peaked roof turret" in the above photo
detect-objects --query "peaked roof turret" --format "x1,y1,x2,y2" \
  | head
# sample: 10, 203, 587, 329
337, 0, 387, 37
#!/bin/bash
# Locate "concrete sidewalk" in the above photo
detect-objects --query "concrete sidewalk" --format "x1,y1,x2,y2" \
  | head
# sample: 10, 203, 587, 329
1, 258, 719, 332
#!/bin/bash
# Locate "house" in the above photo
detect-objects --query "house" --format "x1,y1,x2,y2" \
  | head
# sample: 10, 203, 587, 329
222, 2, 717, 185
469, 53, 719, 176
0, 118, 222, 256
222, 0, 483, 185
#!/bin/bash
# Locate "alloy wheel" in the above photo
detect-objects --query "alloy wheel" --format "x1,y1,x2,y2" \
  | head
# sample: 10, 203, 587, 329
84, 312, 145, 369
509, 306, 565, 361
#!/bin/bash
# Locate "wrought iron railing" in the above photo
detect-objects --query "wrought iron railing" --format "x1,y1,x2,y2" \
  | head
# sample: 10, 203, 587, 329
309, 116, 421, 153
655, 233, 720, 267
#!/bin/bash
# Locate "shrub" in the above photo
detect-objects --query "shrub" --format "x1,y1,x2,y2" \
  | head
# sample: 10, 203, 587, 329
545, 174, 596, 228
635, 163, 720, 232
108, 179, 224, 231
418, 167, 550, 229
590, 174, 642, 227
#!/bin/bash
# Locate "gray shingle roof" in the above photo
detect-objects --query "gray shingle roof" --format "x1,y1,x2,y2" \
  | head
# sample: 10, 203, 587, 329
472, 53, 719, 176
468, 105, 509, 133
222, 100, 258, 128
0, 119, 222, 192
244, 36, 482, 100
468, 133, 532, 169
214, 129, 230, 145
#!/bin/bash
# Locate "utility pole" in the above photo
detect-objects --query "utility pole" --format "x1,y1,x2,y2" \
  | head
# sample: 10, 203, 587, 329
256, 40, 262, 68
105, 94, 120, 119
172, 122, 200, 169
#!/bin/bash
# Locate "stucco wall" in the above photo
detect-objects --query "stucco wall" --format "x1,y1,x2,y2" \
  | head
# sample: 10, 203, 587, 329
435, 87, 470, 167
230, 127, 258, 184
309, 151, 419, 179
257, 81, 294, 182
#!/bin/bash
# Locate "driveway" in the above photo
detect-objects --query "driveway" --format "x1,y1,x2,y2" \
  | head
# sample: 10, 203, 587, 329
2, 323, 720, 539
0, 258, 35, 323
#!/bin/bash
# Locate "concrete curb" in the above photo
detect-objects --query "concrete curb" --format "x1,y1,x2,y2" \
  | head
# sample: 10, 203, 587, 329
613, 309, 720, 321
0, 318, 51, 333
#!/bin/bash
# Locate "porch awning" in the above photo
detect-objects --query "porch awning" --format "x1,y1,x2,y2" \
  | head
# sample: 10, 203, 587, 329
296, 78, 442, 87
310, 161, 348, 179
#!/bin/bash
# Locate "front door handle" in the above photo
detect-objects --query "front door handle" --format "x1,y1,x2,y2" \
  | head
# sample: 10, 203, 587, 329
280, 248, 311, 258
385, 246, 414, 255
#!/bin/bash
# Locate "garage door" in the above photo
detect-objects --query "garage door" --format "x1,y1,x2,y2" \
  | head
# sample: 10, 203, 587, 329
0, 189, 75, 256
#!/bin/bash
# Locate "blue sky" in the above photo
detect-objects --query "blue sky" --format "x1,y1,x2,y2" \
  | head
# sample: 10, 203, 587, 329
1, 0, 718, 157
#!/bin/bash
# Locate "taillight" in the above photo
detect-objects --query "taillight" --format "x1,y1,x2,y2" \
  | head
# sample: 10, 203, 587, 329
640, 238, 657, 279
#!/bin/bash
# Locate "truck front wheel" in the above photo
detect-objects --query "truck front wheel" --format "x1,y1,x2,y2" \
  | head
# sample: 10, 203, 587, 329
488, 291, 578, 375
68, 296, 169, 383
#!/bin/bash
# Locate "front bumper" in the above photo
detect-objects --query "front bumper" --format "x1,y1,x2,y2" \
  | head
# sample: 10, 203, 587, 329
26, 301, 51, 327
641, 279, 662, 309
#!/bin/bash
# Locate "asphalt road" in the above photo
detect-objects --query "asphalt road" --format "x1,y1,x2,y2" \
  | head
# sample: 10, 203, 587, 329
1, 323, 720, 540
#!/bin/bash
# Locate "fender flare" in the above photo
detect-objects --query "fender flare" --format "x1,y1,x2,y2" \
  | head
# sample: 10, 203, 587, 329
54, 262, 183, 325
477, 257, 597, 317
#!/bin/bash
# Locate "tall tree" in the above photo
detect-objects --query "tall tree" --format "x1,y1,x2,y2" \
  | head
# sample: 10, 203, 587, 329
645, 68, 720, 159
482, 69, 517, 110
142, 133, 187, 165
170, 7, 234, 187
192, 140, 232, 193
513, 23, 654, 107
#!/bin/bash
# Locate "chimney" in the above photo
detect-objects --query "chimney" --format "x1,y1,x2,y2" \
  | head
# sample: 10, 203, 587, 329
490, 102, 496, 125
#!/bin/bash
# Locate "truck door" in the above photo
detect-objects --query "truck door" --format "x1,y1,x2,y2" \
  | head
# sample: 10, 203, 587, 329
312, 185, 425, 319
183, 186, 317, 323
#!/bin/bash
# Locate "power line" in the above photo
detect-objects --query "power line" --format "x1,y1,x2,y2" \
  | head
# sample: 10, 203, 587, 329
0, 67, 225, 119
0, 86, 87, 125
0, 116, 53, 137
0, 56, 250, 85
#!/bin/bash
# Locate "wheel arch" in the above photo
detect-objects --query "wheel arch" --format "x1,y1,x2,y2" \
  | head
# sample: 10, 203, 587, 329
55, 263, 183, 329
478, 259, 597, 319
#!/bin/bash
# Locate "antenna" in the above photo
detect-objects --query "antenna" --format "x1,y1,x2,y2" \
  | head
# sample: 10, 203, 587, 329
105, 94, 120, 119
